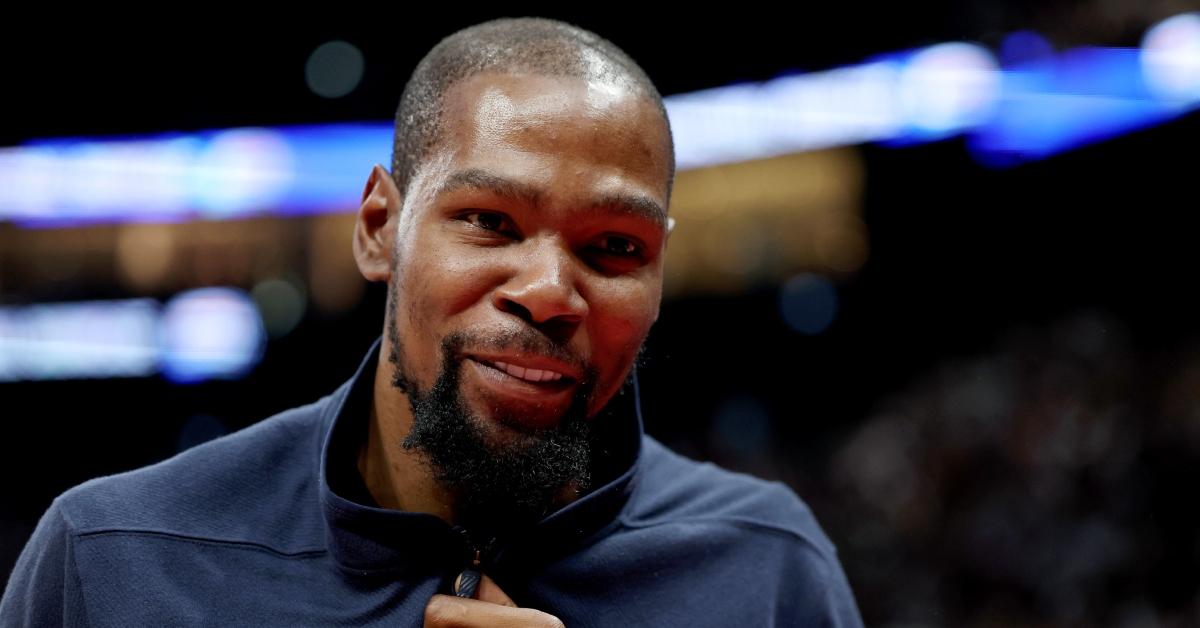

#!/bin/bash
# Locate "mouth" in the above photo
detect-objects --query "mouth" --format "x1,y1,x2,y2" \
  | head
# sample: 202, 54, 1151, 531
481, 357, 572, 383
466, 357, 577, 392
462, 357, 581, 431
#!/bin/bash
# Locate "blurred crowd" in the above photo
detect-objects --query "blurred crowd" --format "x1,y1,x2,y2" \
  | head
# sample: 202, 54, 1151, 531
821, 311, 1200, 626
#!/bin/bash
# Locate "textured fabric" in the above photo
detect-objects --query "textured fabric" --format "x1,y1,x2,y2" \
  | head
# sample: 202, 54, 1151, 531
1, 338, 863, 627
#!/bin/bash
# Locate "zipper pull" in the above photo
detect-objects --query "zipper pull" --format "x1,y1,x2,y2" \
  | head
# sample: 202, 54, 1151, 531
452, 526, 482, 599
455, 548, 482, 599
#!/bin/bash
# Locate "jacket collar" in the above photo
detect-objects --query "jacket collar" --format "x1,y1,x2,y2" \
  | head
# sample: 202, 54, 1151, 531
317, 337, 645, 578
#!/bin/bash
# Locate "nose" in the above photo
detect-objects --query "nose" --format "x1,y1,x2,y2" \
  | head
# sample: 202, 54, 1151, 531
492, 237, 588, 337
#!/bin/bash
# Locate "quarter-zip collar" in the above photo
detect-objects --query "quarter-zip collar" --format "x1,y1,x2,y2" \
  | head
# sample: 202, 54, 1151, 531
318, 337, 644, 578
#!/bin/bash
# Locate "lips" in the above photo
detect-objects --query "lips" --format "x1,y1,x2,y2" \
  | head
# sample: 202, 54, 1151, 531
480, 359, 565, 384
467, 358, 576, 392
459, 351, 584, 431
466, 352, 582, 383
463, 357, 576, 423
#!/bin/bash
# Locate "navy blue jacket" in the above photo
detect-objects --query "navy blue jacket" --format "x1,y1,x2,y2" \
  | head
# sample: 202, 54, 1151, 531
1, 339, 863, 626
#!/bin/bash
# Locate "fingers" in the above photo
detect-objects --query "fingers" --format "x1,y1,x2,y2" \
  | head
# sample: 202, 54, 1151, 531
453, 572, 516, 607
424, 594, 565, 628
473, 574, 517, 607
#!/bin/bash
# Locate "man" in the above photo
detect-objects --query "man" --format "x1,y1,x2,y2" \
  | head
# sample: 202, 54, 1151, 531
2, 18, 862, 627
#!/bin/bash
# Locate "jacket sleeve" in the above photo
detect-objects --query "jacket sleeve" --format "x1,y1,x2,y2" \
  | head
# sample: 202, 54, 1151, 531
0, 497, 89, 627
806, 555, 865, 628
771, 523, 865, 628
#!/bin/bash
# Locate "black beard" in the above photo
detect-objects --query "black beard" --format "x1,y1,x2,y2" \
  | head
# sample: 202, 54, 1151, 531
390, 329, 597, 540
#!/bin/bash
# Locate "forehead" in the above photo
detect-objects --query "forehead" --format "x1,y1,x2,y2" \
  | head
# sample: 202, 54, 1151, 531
423, 72, 672, 211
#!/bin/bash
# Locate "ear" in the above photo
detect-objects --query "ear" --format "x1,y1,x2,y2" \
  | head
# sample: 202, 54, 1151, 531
353, 164, 401, 282
654, 216, 674, 325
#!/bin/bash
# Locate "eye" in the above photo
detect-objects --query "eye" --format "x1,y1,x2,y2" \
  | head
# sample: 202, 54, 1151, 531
460, 211, 515, 235
595, 235, 643, 258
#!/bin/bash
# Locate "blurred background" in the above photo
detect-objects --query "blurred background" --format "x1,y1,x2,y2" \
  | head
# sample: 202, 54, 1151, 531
3, 3, 1200, 625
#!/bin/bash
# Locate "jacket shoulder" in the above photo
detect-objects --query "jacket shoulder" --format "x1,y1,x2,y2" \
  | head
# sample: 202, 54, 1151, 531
617, 437, 863, 626
629, 436, 837, 556
55, 394, 336, 553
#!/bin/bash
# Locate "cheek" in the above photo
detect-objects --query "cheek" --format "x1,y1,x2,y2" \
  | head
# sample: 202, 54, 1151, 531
592, 281, 660, 360
393, 250, 499, 349
418, 235, 511, 314
390, 262, 451, 382
585, 285, 658, 417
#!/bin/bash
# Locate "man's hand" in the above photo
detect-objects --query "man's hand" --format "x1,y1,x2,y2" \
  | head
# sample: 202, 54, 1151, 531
423, 573, 565, 627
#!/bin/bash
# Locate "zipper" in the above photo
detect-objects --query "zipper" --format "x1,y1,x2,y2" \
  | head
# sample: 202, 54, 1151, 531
451, 526, 497, 599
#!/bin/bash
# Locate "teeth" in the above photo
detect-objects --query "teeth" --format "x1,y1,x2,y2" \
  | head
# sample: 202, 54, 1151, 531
491, 361, 564, 383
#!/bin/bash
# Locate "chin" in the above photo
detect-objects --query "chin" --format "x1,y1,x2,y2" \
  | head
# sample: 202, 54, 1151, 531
478, 404, 567, 442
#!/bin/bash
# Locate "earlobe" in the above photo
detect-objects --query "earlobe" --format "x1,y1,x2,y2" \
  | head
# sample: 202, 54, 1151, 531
353, 164, 400, 283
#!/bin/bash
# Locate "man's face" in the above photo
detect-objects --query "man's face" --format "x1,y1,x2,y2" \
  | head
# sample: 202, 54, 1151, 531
380, 72, 671, 520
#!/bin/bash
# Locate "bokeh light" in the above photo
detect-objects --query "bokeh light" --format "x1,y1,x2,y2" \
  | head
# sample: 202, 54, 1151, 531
1142, 12, 1200, 106
709, 394, 773, 460
898, 42, 1000, 137
159, 288, 265, 383
779, 273, 839, 335
251, 276, 307, 339
305, 40, 365, 99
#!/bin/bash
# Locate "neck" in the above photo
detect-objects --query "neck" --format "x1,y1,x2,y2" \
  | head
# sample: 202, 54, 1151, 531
357, 351, 456, 523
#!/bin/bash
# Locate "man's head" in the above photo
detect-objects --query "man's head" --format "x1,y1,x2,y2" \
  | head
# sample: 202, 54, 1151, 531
353, 17, 673, 532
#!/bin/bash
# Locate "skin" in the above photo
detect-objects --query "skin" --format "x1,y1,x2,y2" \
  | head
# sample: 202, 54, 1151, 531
351, 71, 674, 625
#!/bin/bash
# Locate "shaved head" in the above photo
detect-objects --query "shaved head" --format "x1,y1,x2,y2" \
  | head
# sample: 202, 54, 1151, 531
390, 17, 675, 201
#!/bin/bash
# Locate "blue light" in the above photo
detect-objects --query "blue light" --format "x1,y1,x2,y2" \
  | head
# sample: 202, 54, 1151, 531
2, 12, 1199, 224
968, 47, 1180, 166
0, 290, 268, 383
1, 123, 389, 228
999, 31, 1055, 67
0, 299, 160, 381
1142, 12, 1200, 106
666, 62, 908, 169
893, 43, 1001, 143
160, 288, 266, 384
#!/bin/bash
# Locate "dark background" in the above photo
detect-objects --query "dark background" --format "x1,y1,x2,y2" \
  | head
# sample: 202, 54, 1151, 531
4, 4, 1199, 625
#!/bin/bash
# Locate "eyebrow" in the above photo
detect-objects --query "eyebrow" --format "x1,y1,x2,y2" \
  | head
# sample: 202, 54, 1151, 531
437, 167, 668, 230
